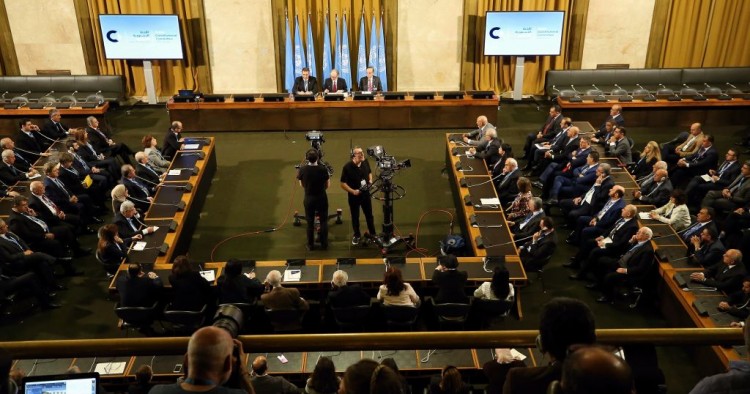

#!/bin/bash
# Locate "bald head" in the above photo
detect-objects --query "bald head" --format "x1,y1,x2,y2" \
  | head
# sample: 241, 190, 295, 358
251, 355, 268, 375
186, 326, 234, 382
561, 346, 633, 394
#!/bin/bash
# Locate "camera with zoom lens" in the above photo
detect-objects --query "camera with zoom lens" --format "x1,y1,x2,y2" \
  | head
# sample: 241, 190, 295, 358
213, 304, 244, 338
367, 145, 411, 172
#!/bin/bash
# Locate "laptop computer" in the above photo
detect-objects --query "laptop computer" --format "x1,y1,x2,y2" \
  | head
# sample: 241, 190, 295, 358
22, 372, 100, 394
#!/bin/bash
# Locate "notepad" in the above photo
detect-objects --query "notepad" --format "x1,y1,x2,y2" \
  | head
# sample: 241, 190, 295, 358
638, 212, 652, 220
28, 173, 42, 179
509, 349, 527, 361
133, 241, 147, 251
700, 174, 712, 182
283, 269, 301, 282
199, 270, 215, 282
183, 143, 200, 150
480, 198, 500, 205
168, 169, 182, 176
95, 361, 126, 375
534, 144, 551, 150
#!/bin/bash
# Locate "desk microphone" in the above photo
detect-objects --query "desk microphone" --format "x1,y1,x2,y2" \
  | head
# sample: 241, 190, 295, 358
614, 84, 633, 102
636, 84, 657, 101
135, 175, 158, 186
170, 167, 199, 175
180, 151, 205, 159
467, 172, 505, 188
683, 84, 706, 100
129, 195, 186, 211
1, 91, 7, 100
569, 85, 583, 102
21, 90, 31, 97
705, 83, 732, 100
591, 84, 608, 102
157, 183, 193, 192
43, 90, 55, 97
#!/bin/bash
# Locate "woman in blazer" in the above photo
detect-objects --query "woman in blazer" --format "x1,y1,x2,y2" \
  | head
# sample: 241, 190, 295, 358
649, 189, 691, 231
97, 224, 133, 275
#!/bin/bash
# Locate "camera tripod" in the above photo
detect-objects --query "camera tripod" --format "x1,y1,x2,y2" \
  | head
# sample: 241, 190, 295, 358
365, 174, 415, 255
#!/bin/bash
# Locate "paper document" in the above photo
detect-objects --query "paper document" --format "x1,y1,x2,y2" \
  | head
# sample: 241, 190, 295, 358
283, 269, 302, 282
638, 212, 652, 220
168, 169, 182, 176
509, 349, 527, 361
133, 241, 147, 251
95, 361, 126, 375
183, 143, 200, 150
700, 174, 712, 182
479, 198, 500, 205
28, 173, 42, 179
534, 144, 551, 150
199, 270, 215, 282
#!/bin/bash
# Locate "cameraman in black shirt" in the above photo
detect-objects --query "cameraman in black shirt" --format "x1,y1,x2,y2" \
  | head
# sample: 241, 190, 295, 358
297, 149, 331, 250
340, 147, 377, 245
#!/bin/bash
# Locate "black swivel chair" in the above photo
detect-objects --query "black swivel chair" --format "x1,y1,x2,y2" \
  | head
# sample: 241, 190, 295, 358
265, 308, 304, 333
162, 303, 207, 335
331, 302, 372, 332
430, 297, 472, 330
472, 298, 514, 329
381, 304, 420, 331
114, 301, 160, 336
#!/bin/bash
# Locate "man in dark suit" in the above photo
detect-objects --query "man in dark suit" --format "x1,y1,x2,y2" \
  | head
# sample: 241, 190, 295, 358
9, 196, 89, 260
682, 207, 718, 248
29, 181, 89, 234
690, 249, 747, 294
595, 104, 625, 133
43, 162, 99, 225
162, 121, 183, 160
115, 263, 163, 308
503, 297, 596, 394
531, 125, 580, 176
545, 151, 599, 204
633, 168, 673, 207
86, 116, 134, 165
522, 105, 562, 160
260, 270, 309, 312
525, 118, 572, 171
249, 356, 300, 394
327, 269, 371, 309
15, 118, 51, 157
537, 133, 590, 194
114, 201, 157, 240
135, 152, 164, 185
569, 185, 626, 245
462, 115, 495, 147
65, 141, 114, 190
559, 164, 614, 227
322, 69, 348, 93
685, 148, 740, 208
75, 132, 121, 176
58, 152, 107, 208
510, 197, 545, 246
671, 134, 719, 188
358, 66, 383, 92
520, 217, 557, 271
467, 128, 501, 168
594, 226, 656, 303
0, 138, 37, 172
431, 254, 469, 304
606, 126, 632, 165
40, 109, 69, 141
121, 164, 155, 212
568, 204, 639, 274
292, 67, 319, 94
0, 149, 39, 185
0, 218, 63, 290
687, 228, 726, 268
495, 158, 520, 206
701, 161, 750, 216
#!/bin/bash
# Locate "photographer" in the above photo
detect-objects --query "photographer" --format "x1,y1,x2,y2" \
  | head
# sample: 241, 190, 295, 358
298, 149, 330, 250
150, 326, 255, 393
340, 146, 377, 245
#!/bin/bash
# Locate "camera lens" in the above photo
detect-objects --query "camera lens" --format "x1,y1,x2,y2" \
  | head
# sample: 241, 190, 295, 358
212, 304, 243, 339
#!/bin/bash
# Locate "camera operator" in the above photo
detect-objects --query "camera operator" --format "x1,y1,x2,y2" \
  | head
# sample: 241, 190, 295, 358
297, 149, 330, 250
149, 326, 255, 393
340, 146, 377, 245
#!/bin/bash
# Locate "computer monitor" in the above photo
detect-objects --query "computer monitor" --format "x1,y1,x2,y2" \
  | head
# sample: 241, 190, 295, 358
23, 372, 99, 394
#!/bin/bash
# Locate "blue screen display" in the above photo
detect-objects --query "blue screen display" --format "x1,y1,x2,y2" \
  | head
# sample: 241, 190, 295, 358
98, 14, 184, 60
484, 11, 565, 56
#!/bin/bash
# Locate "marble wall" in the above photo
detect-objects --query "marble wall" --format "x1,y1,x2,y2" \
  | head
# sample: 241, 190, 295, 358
204, 0, 277, 93
581, 0, 656, 69
6, 0, 87, 75
397, 0, 463, 90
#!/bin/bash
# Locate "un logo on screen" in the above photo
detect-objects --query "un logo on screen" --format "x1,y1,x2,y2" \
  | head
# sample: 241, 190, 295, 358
106, 30, 119, 43
489, 27, 501, 39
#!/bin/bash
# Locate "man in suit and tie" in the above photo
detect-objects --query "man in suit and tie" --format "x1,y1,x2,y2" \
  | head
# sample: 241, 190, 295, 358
468, 128, 501, 168
0, 138, 38, 172
510, 197, 545, 246
690, 249, 747, 293
0, 150, 39, 186
15, 118, 52, 157
591, 105, 626, 145
685, 148, 740, 208
687, 228, 726, 268
114, 201, 157, 240
9, 196, 89, 260
40, 109, 69, 141
322, 69, 348, 94
432, 254, 469, 304
29, 181, 90, 235
530, 124, 580, 176
538, 137, 592, 194
559, 163, 615, 227
162, 121, 183, 160
121, 164, 155, 212
606, 126, 632, 165
462, 115, 495, 147
86, 116, 134, 166
358, 66, 383, 93
260, 270, 309, 315
633, 168, 673, 207
65, 140, 114, 189
292, 67, 319, 95
0, 218, 64, 291
525, 117, 571, 171
43, 162, 99, 225
57, 152, 107, 208
568, 204, 639, 275
522, 105, 563, 160
671, 134, 719, 188
494, 158, 520, 206
569, 185, 626, 245
519, 217, 557, 272
545, 150, 599, 204
682, 207, 718, 248
593, 226, 655, 303
701, 161, 750, 216
327, 270, 371, 309
663, 123, 704, 166
135, 152, 165, 185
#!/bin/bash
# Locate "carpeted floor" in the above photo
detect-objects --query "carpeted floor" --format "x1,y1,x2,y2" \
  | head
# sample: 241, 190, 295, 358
2, 100, 747, 392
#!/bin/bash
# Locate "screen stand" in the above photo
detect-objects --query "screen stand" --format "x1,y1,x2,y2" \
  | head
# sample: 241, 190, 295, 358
512, 56, 525, 101
143, 60, 158, 104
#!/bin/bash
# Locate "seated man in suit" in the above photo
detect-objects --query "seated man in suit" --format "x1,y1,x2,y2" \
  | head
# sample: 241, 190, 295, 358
525, 118, 573, 172
431, 254, 469, 304
462, 115, 494, 147
494, 158, 520, 206
568, 204, 639, 276
43, 162, 99, 225
545, 150, 599, 204
687, 228, 726, 268
690, 249, 747, 294
58, 152, 107, 208
503, 297, 596, 394
358, 66, 383, 93
114, 200, 157, 240
115, 263, 163, 308
509, 197, 545, 247
66, 139, 115, 188
568, 185, 626, 245
558, 346, 634, 394
86, 116, 134, 166
632, 168, 673, 207
537, 136, 591, 195
521, 105, 563, 160
701, 161, 750, 217
327, 269, 371, 309
663, 122, 704, 166
293, 67, 319, 95
682, 207, 718, 250
162, 121, 183, 160
467, 127, 501, 168
591, 105, 625, 142
29, 181, 91, 235
559, 163, 614, 227
530, 124, 580, 176
322, 69, 348, 93
606, 126, 632, 165
685, 148, 740, 209
121, 164, 155, 212
0, 149, 39, 186
250, 355, 300, 394
40, 109, 69, 141
592, 226, 655, 303
670, 134, 719, 188
716, 278, 750, 320
261, 270, 309, 312
15, 118, 52, 158
0, 138, 38, 172
135, 151, 165, 184
519, 216, 557, 272
0, 218, 64, 291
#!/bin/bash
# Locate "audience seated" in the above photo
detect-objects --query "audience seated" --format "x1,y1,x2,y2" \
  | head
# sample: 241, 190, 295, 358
649, 189, 691, 232
605, 126, 632, 165
114, 200, 157, 240
15, 118, 49, 158
530, 124, 580, 177
494, 158, 520, 206
168, 255, 214, 312
111, 184, 130, 215
340, 359, 402, 394
682, 207, 718, 246
217, 259, 264, 304
632, 168, 672, 207
568, 185, 625, 245
483, 348, 526, 394
559, 163, 614, 227
304, 356, 339, 394
474, 266, 514, 303
428, 365, 471, 394
687, 228, 726, 268
69, 127, 120, 177
690, 249, 747, 293
509, 197, 545, 246
121, 164, 155, 212
557, 345, 634, 394
522, 105, 563, 161
717, 278, 750, 321
327, 269, 371, 309
127, 364, 154, 394
591, 227, 655, 304
96, 223, 130, 275
701, 161, 750, 217
569, 205, 639, 277
685, 148, 740, 209
537, 137, 592, 198
0, 217, 63, 292
431, 254, 469, 304
519, 216, 557, 272
143, 134, 172, 171
628, 140, 661, 179
261, 270, 309, 312
250, 355, 300, 394
467, 127, 501, 168
671, 134, 719, 188
377, 266, 420, 306
544, 151, 600, 205
663, 123, 704, 167
86, 115, 134, 166
380, 358, 411, 394
0, 149, 39, 185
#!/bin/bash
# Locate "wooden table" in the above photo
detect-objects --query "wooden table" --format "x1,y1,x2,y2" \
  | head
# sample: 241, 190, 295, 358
0, 102, 109, 133
167, 95, 498, 131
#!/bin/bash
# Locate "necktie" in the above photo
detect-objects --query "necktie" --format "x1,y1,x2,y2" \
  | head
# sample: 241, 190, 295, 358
683, 223, 704, 240
95, 129, 107, 141
131, 179, 148, 195
333, 80, 337, 92
75, 154, 90, 171
53, 178, 70, 199
520, 212, 538, 229
730, 177, 745, 193
694, 148, 706, 161
597, 199, 615, 219
718, 162, 730, 177
619, 243, 642, 266
56, 122, 65, 135
368, 79, 373, 91
645, 182, 661, 197
3, 234, 23, 251
579, 165, 590, 176
24, 214, 48, 232
41, 194, 59, 214
682, 136, 696, 151
609, 219, 625, 238
541, 117, 553, 135
127, 217, 138, 232
145, 164, 158, 176
583, 186, 596, 204
304, 80, 308, 92
66, 167, 79, 177
86, 143, 97, 156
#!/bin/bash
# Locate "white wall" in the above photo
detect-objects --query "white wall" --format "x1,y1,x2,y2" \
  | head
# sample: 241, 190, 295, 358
581, 0, 656, 69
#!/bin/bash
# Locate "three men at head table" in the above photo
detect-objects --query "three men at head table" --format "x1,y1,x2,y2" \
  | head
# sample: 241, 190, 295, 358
323, 69, 348, 94
293, 67, 319, 95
